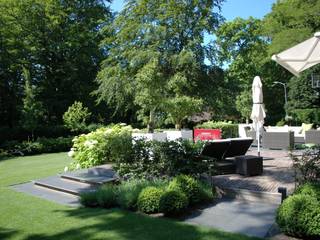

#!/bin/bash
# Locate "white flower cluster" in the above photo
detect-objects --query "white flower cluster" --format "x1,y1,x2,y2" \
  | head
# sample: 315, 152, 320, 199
84, 140, 98, 149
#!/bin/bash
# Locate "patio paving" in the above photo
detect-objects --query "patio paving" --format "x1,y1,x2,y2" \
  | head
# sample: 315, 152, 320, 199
212, 148, 296, 195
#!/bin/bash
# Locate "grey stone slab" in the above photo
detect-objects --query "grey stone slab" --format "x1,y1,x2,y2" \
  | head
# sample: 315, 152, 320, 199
34, 176, 98, 195
11, 182, 80, 207
184, 198, 279, 238
60, 166, 118, 185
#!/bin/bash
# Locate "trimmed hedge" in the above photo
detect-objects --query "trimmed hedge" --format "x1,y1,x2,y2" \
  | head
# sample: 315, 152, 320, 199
0, 137, 73, 156
138, 187, 164, 213
195, 121, 238, 138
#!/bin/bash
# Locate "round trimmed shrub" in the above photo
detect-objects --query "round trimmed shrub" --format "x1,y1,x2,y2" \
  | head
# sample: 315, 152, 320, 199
138, 187, 164, 213
276, 194, 320, 238
295, 182, 320, 201
159, 190, 188, 215
168, 175, 201, 205
96, 185, 118, 208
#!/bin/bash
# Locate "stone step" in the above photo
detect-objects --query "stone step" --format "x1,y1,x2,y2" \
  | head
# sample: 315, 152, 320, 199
217, 187, 282, 205
60, 166, 118, 185
34, 176, 98, 196
11, 182, 80, 207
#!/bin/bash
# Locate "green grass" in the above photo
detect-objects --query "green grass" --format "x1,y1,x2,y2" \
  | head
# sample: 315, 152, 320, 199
0, 153, 260, 240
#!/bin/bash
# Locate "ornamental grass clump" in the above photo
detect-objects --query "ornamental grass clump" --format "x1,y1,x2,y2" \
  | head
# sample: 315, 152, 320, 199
96, 185, 118, 208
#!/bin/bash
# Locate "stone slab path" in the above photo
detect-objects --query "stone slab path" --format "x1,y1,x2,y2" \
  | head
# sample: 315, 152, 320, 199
184, 198, 279, 238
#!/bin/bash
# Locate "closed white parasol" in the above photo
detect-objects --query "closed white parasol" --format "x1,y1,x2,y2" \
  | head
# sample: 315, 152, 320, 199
250, 76, 266, 156
272, 32, 320, 76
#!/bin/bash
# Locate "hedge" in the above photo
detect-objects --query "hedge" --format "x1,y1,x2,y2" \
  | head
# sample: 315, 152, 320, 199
195, 121, 238, 138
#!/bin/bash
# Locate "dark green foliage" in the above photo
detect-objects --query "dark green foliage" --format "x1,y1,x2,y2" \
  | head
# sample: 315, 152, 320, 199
80, 191, 99, 208
137, 187, 164, 214
1, 137, 73, 156
196, 121, 238, 138
96, 185, 118, 208
276, 193, 320, 238
159, 190, 189, 216
114, 139, 211, 179
0, 0, 112, 128
168, 175, 202, 205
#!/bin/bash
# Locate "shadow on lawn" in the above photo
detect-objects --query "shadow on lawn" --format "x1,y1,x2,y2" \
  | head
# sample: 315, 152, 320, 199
23, 207, 260, 240
0, 227, 19, 239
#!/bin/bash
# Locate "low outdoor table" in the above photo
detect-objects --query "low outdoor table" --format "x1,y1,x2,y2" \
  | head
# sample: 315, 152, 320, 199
235, 155, 263, 176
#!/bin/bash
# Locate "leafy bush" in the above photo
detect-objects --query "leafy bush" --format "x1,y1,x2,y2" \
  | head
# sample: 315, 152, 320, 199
159, 189, 189, 216
96, 185, 118, 208
63, 101, 91, 132
138, 186, 164, 213
196, 121, 238, 138
291, 148, 320, 184
114, 139, 211, 179
168, 175, 201, 205
80, 191, 99, 207
290, 108, 320, 125
276, 194, 320, 238
70, 124, 132, 168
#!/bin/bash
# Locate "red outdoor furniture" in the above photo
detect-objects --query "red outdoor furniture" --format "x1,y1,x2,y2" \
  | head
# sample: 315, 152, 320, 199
194, 129, 221, 141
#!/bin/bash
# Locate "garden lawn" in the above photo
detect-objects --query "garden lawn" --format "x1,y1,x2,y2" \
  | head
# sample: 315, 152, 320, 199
0, 153, 260, 240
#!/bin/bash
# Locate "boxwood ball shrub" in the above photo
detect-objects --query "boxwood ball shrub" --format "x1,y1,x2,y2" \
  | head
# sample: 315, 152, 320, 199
168, 175, 202, 205
294, 182, 320, 201
159, 189, 188, 216
138, 186, 164, 213
276, 193, 320, 238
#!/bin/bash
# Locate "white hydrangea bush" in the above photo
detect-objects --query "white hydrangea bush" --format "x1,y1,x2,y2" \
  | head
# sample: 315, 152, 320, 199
67, 124, 133, 169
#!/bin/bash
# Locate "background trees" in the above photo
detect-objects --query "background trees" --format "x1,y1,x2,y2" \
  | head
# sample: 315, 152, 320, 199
95, 0, 224, 132
1, 0, 320, 139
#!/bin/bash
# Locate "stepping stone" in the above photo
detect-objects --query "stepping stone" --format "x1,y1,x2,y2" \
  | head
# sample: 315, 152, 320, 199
61, 166, 118, 185
34, 176, 98, 196
11, 182, 80, 207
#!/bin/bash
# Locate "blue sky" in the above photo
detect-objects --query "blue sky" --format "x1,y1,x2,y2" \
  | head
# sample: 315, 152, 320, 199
110, 0, 276, 21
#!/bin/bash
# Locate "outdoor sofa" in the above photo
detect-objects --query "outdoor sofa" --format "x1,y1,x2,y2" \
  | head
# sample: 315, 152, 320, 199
199, 138, 253, 174
262, 131, 294, 150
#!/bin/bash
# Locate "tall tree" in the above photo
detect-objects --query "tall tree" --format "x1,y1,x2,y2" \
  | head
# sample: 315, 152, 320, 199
96, 0, 224, 132
0, 0, 112, 127
21, 67, 44, 139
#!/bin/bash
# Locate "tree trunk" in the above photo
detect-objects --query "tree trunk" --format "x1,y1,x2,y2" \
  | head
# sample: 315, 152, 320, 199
147, 109, 155, 133
175, 123, 182, 130
246, 118, 249, 124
